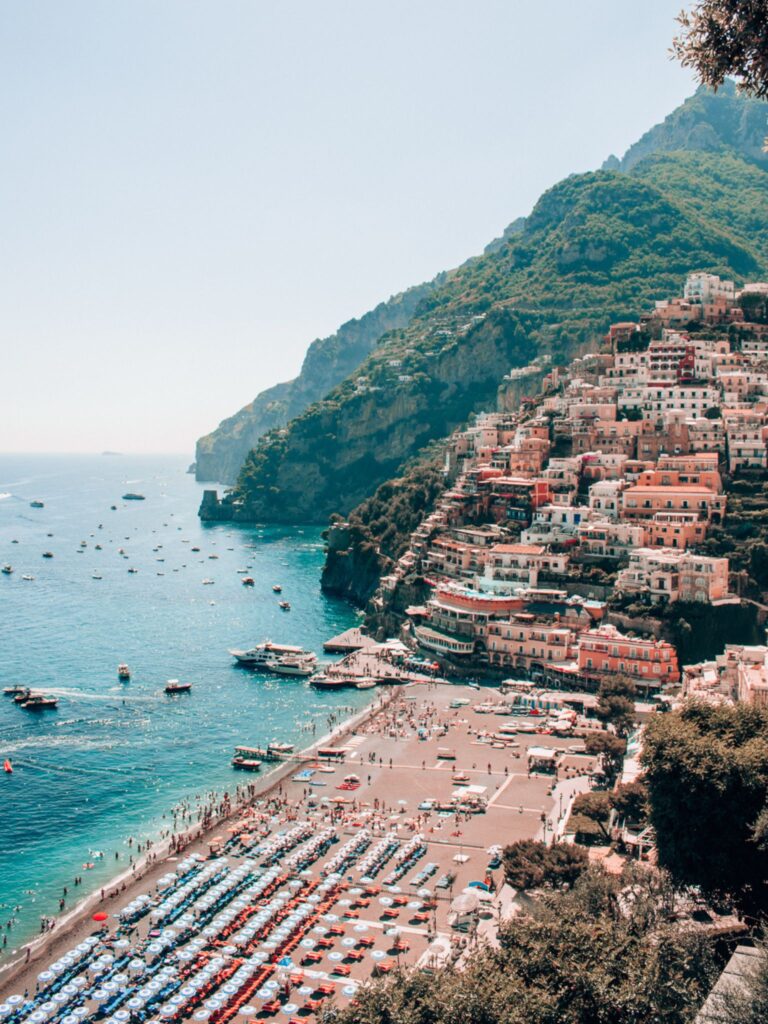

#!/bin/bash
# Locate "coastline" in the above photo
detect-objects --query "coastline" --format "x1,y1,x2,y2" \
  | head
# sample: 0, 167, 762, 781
0, 684, 401, 994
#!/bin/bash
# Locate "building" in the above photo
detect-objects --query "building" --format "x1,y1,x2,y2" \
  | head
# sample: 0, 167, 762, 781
577, 624, 679, 686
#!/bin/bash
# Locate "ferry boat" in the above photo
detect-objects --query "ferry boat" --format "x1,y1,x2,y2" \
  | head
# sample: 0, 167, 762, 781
265, 654, 317, 678
231, 746, 263, 771
1, 565, 12, 575
22, 694, 58, 710
117, 664, 131, 680
165, 680, 192, 694
30, 500, 44, 508
122, 493, 145, 501
230, 641, 312, 668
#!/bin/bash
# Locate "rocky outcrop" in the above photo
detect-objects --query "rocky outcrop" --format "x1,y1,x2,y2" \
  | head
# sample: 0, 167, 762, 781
195, 281, 437, 483
606, 81, 768, 172
320, 523, 385, 607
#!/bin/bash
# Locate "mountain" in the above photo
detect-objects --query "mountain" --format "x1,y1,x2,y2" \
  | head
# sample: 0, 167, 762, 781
195, 281, 438, 483
200, 85, 768, 529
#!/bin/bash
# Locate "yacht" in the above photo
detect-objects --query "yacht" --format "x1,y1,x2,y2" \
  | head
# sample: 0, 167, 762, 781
229, 641, 312, 668
265, 654, 317, 678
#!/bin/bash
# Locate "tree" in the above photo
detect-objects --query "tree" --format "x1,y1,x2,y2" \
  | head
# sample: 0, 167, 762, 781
596, 675, 637, 737
502, 839, 588, 891
584, 731, 627, 779
571, 792, 613, 841
335, 866, 716, 1024
672, 2, 768, 99
642, 701, 768, 910
610, 781, 649, 825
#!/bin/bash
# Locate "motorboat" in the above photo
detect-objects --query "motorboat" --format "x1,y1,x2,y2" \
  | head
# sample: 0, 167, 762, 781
13, 689, 32, 703
231, 746, 263, 771
309, 673, 356, 690
272, 585, 282, 593
128, 567, 138, 574
21, 574, 35, 582
4, 685, 29, 696
230, 641, 312, 668
42, 551, 54, 559
30, 500, 44, 508
118, 664, 131, 680
122, 493, 145, 501
356, 678, 377, 690
202, 578, 215, 585
21, 694, 58, 710
1, 565, 13, 575
265, 654, 316, 678
241, 577, 255, 586
278, 601, 291, 611
165, 680, 192, 694
92, 572, 103, 580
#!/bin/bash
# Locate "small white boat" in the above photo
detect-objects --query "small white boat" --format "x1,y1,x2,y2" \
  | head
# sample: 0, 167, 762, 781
92, 572, 103, 580
356, 678, 377, 690
21, 574, 35, 581
265, 654, 316, 678
202, 578, 215, 585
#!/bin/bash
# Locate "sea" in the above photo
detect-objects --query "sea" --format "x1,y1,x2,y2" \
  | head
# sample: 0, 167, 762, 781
0, 453, 366, 959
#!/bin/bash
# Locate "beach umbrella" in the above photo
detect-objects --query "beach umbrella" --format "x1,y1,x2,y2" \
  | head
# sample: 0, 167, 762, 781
281, 1005, 298, 1015
342, 986, 358, 997
92, 912, 108, 922
37, 972, 54, 985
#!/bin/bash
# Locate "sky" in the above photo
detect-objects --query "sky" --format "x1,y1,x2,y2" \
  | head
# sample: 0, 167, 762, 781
0, 1, 697, 455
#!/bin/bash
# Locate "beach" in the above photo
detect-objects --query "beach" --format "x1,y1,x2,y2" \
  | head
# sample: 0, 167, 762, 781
0, 680, 594, 1013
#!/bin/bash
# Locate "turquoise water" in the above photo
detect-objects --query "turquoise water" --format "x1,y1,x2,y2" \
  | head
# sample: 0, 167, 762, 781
0, 454, 364, 956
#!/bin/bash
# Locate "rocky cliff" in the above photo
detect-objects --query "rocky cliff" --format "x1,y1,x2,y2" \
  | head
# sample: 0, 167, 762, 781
195, 280, 438, 483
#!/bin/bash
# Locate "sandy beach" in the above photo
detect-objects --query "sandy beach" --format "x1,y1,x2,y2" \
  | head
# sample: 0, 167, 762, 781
0, 680, 594, 1015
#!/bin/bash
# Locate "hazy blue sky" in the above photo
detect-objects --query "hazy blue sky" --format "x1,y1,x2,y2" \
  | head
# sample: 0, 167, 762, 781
1, 1, 696, 454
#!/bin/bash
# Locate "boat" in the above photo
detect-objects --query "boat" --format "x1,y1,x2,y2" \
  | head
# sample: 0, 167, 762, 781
278, 601, 291, 611
3, 759, 12, 774
264, 654, 316, 678
309, 673, 357, 690
30, 500, 44, 508
356, 678, 377, 690
272, 585, 282, 593
202, 578, 215, 585
241, 577, 255, 586
127, 567, 138, 574
4, 685, 29, 696
268, 741, 294, 755
165, 680, 192, 694
122, 493, 145, 501
13, 689, 31, 703
92, 572, 103, 580
231, 746, 263, 771
229, 641, 312, 668
22, 694, 58, 710
21, 575, 34, 581
1, 565, 13, 575
42, 551, 54, 559
191, 546, 201, 553
117, 664, 131, 680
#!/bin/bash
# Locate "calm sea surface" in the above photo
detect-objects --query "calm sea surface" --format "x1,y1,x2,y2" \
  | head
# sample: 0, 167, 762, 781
0, 454, 364, 957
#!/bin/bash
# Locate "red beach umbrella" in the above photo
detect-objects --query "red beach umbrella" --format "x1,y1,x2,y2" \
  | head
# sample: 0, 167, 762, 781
92, 911, 108, 922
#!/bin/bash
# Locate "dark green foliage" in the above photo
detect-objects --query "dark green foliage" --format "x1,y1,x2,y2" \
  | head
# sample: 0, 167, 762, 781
334, 867, 715, 1024
642, 702, 768, 909
596, 676, 636, 737
610, 781, 649, 825
584, 731, 627, 780
570, 791, 613, 843
502, 839, 588, 891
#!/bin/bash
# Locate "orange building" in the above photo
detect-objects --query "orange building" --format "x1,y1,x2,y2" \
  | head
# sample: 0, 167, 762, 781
577, 624, 679, 686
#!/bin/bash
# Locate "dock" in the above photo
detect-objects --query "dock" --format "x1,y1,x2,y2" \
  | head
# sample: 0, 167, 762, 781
323, 627, 376, 654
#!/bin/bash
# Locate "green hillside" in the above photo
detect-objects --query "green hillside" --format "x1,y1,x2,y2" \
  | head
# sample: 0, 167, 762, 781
200, 86, 768, 527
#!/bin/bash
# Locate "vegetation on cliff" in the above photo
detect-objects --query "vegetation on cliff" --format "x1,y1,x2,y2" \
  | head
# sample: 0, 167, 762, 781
320, 453, 444, 606
195, 280, 436, 483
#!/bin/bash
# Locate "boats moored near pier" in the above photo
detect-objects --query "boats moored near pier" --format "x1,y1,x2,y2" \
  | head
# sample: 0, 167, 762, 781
229, 641, 314, 668
231, 746, 262, 771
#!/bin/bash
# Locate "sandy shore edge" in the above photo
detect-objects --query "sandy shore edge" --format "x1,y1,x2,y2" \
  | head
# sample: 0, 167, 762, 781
0, 684, 403, 995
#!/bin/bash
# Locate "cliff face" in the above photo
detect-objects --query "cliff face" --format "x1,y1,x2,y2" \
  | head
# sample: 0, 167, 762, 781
217, 309, 538, 524
195, 280, 437, 483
